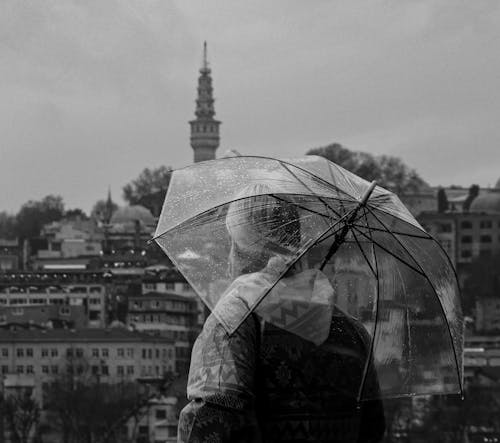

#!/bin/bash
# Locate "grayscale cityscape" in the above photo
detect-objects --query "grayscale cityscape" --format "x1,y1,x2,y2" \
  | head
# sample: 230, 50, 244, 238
1, 2, 500, 442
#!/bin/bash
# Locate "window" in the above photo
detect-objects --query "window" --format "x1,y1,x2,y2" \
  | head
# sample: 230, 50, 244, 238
145, 283, 156, 291
60, 306, 70, 316
182, 283, 191, 291
17, 348, 24, 357
26, 348, 33, 357
480, 220, 493, 229
51, 348, 58, 357
117, 366, 124, 376
461, 236, 473, 244
102, 348, 109, 358
165, 283, 174, 290
156, 349, 160, 359
481, 235, 492, 243
26, 365, 34, 374
101, 365, 109, 376
127, 365, 134, 375
41, 348, 48, 357
156, 409, 167, 419
480, 249, 492, 257
66, 349, 73, 358
17, 365, 24, 373
42, 365, 49, 374
92, 366, 99, 375
117, 348, 124, 358
1, 348, 8, 357
461, 221, 473, 229
1, 365, 8, 374
126, 348, 134, 358
461, 250, 472, 258
438, 223, 452, 233
148, 349, 152, 359
51, 365, 58, 374
142, 349, 147, 359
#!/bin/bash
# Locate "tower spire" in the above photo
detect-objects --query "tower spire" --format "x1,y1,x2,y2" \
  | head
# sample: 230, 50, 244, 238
189, 42, 221, 163
203, 41, 208, 71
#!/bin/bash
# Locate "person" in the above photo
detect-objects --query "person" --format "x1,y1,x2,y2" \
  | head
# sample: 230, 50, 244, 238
177, 189, 386, 443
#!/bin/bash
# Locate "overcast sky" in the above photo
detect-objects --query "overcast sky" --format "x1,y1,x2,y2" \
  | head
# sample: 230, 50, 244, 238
1, 0, 499, 213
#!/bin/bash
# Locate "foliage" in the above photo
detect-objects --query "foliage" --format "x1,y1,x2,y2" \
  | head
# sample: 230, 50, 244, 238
306, 143, 429, 194
437, 187, 449, 213
64, 208, 89, 220
463, 184, 480, 212
0, 211, 17, 239
15, 195, 65, 240
2, 389, 41, 443
122, 166, 172, 217
42, 357, 174, 443
91, 199, 118, 223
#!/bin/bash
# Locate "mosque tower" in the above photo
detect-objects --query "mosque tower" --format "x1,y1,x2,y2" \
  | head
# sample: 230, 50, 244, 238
189, 42, 221, 163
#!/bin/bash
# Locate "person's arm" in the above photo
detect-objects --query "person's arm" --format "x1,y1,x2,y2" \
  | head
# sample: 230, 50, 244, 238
178, 315, 261, 443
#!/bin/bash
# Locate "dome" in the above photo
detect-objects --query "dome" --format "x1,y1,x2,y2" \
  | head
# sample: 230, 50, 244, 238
110, 205, 156, 225
469, 190, 500, 214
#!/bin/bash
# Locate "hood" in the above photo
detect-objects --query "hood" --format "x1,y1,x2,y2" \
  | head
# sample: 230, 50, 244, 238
213, 264, 335, 346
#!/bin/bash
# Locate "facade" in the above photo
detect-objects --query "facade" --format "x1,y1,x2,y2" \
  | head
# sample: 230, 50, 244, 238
0, 328, 175, 405
0, 238, 20, 271
0, 281, 107, 328
127, 289, 200, 375
418, 211, 500, 267
189, 42, 220, 163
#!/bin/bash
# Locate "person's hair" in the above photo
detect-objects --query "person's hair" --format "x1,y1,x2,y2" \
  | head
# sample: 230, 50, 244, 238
226, 186, 301, 278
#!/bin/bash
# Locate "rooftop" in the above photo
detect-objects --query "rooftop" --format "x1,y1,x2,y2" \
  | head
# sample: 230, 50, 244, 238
0, 327, 174, 343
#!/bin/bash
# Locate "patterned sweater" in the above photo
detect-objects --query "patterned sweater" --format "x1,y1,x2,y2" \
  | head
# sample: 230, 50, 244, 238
178, 310, 385, 443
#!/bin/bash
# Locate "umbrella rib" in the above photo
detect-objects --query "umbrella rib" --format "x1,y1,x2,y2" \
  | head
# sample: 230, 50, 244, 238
363, 205, 464, 396
152, 192, 347, 241
350, 229, 377, 278
357, 205, 380, 402
349, 224, 432, 240
269, 194, 339, 220
277, 161, 343, 218
350, 226, 426, 277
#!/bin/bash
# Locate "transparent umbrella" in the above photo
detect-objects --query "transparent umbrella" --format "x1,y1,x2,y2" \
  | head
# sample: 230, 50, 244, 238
153, 155, 464, 400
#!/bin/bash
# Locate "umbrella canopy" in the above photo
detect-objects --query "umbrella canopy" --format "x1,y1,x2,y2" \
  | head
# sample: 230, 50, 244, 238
154, 155, 464, 400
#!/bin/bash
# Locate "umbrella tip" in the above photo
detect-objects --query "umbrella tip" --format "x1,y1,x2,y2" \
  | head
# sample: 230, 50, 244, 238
360, 181, 377, 205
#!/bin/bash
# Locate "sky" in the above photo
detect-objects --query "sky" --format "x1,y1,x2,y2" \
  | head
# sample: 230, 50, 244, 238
1, 0, 500, 214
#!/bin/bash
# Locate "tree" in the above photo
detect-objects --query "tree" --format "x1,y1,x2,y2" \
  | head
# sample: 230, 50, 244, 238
123, 166, 172, 217
42, 356, 168, 443
64, 208, 89, 220
91, 200, 118, 224
437, 188, 449, 213
2, 389, 41, 443
15, 195, 65, 240
0, 211, 17, 239
306, 143, 429, 194
463, 184, 480, 212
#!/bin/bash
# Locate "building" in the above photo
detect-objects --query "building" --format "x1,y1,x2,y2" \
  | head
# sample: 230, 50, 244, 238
128, 270, 201, 374
0, 328, 175, 406
189, 42, 221, 163
0, 280, 107, 328
0, 239, 21, 271
418, 209, 500, 268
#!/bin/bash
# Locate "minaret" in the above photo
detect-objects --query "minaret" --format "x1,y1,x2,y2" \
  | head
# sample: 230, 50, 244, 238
189, 42, 221, 163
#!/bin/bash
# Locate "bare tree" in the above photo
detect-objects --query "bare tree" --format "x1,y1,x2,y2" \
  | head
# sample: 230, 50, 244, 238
3, 389, 41, 443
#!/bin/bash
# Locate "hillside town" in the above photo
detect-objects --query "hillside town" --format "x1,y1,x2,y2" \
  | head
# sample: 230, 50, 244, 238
1, 44, 500, 443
